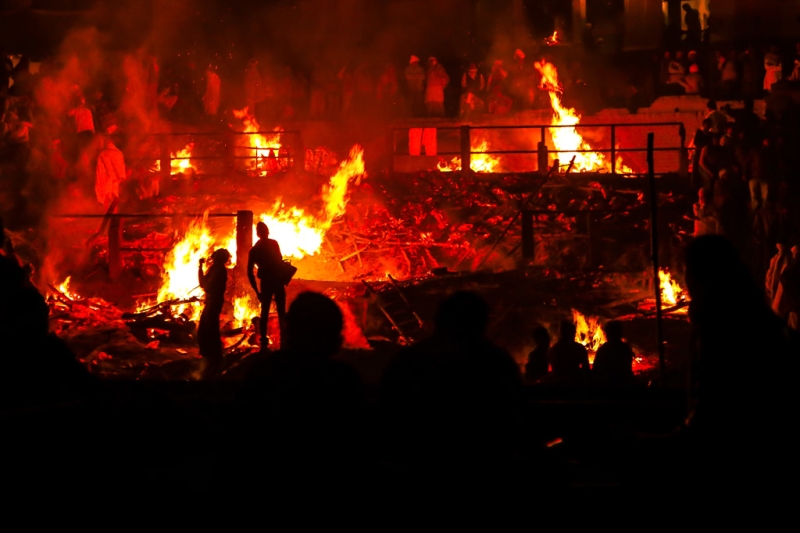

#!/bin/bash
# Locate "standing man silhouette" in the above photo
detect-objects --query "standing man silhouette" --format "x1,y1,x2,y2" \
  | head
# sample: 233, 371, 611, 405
247, 222, 287, 348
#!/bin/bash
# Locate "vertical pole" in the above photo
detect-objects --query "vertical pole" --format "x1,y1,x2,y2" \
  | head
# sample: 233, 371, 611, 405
537, 141, 548, 175
225, 131, 235, 172
159, 135, 170, 182
610, 125, 616, 174
648, 132, 667, 386
293, 132, 305, 172
108, 215, 122, 281
236, 210, 253, 280
521, 210, 534, 260
460, 125, 471, 179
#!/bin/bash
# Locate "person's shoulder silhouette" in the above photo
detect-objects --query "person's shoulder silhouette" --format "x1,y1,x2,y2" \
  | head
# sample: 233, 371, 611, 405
549, 320, 590, 382
592, 320, 634, 386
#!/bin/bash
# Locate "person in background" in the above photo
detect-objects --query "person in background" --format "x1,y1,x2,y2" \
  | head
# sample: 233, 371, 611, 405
718, 51, 739, 99
693, 187, 718, 237
95, 135, 126, 209
548, 320, 590, 382
763, 47, 782, 95
461, 63, 484, 98
683, 3, 702, 46
424, 57, 449, 117
198, 248, 230, 378
203, 63, 221, 117
404, 55, 426, 117
525, 326, 550, 382
679, 64, 704, 95
592, 321, 635, 386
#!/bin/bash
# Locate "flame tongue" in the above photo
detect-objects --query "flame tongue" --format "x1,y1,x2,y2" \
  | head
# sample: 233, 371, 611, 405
659, 269, 684, 307
572, 309, 607, 365
233, 107, 283, 176
535, 60, 632, 174
437, 140, 499, 173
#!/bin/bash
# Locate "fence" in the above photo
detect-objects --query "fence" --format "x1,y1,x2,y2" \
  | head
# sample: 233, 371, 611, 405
388, 122, 687, 177
125, 131, 304, 179
51, 211, 257, 281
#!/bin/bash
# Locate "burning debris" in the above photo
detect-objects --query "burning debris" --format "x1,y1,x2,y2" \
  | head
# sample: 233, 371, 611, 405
232, 107, 285, 176
437, 140, 501, 173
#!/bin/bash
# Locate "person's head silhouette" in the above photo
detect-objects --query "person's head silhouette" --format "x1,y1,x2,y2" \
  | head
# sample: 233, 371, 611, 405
284, 292, 343, 357
434, 291, 490, 339
256, 221, 269, 240
559, 320, 576, 342
532, 325, 550, 348
604, 320, 624, 343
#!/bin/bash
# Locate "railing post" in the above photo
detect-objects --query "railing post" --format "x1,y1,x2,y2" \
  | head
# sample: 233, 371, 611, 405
521, 210, 534, 262
225, 131, 235, 172
159, 135, 170, 182
108, 215, 122, 281
537, 141, 548, 175
236, 210, 253, 279
678, 124, 688, 181
610, 125, 616, 174
460, 125, 471, 179
293, 132, 305, 172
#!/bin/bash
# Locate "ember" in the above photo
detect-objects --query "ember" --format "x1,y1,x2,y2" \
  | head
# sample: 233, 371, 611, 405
544, 30, 560, 46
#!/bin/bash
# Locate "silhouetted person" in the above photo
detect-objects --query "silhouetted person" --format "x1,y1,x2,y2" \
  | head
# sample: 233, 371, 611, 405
682, 3, 701, 46
525, 326, 550, 382
198, 248, 229, 377
241, 292, 366, 483
247, 222, 287, 348
548, 320, 590, 382
380, 292, 525, 480
592, 321, 634, 386
684, 235, 798, 490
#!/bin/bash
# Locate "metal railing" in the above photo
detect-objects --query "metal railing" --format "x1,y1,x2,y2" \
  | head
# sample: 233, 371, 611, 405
125, 130, 304, 178
50, 211, 255, 281
388, 122, 688, 177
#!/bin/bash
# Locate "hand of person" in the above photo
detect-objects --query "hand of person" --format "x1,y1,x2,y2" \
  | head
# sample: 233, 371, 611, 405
199, 258, 205, 266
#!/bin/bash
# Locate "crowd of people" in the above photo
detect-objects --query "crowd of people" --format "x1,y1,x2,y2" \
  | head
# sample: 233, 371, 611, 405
2, 214, 797, 493
659, 41, 800, 99
688, 96, 800, 329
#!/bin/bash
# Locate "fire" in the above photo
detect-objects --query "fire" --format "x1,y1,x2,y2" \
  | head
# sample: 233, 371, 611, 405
55, 276, 79, 300
233, 107, 283, 176
232, 293, 260, 329
437, 140, 500, 173
545, 30, 559, 46
156, 216, 215, 321
659, 269, 685, 307
535, 60, 632, 174
572, 309, 607, 365
171, 144, 196, 174
140, 145, 366, 320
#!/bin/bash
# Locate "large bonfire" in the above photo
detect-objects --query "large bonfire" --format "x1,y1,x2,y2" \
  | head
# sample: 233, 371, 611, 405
142, 144, 366, 325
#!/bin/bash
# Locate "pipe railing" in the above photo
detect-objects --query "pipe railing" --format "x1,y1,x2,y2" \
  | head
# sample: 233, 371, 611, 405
388, 122, 687, 178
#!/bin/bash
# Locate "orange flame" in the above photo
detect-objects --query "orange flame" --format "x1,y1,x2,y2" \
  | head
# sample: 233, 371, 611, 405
572, 309, 607, 365
535, 60, 632, 174
55, 276, 79, 300
659, 269, 685, 307
140, 145, 366, 319
170, 144, 196, 174
233, 107, 283, 176
545, 30, 560, 46
437, 140, 500, 173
